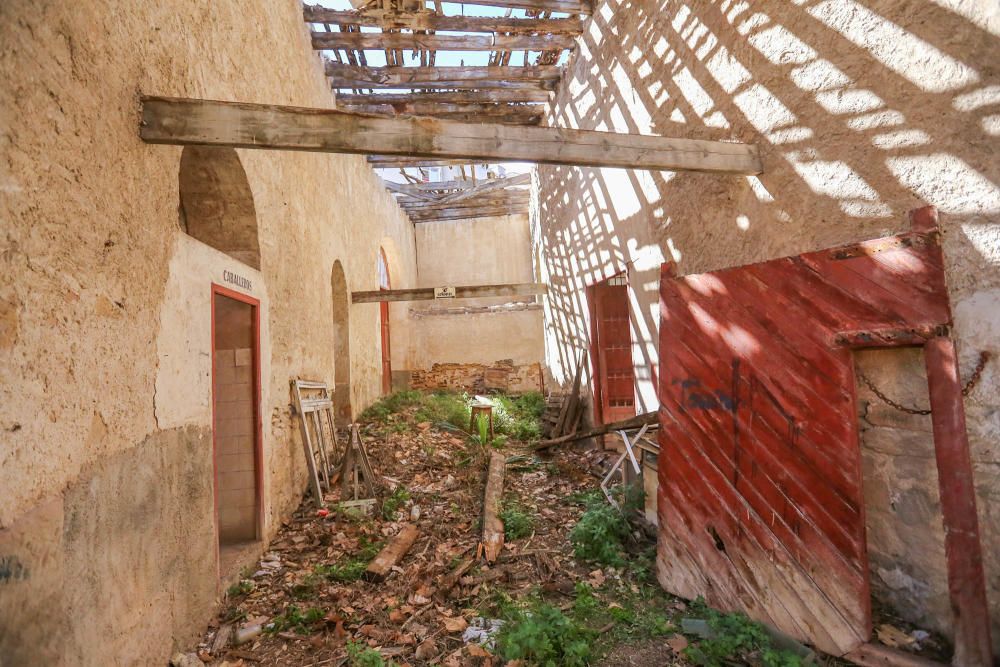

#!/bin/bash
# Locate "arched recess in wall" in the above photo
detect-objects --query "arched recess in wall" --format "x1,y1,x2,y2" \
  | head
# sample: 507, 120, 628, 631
330, 260, 352, 421
178, 146, 261, 269
378, 247, 392, 395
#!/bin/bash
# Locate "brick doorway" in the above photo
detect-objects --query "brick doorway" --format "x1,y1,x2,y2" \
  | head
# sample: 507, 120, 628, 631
211, 286, 262, 561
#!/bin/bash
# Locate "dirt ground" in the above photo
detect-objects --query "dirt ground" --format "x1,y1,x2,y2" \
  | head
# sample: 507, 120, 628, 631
175, 391, 934, 667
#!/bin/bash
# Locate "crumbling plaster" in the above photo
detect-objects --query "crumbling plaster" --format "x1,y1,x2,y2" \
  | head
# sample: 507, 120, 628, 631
0, 0, 416, 662
533, 0, 1000, 650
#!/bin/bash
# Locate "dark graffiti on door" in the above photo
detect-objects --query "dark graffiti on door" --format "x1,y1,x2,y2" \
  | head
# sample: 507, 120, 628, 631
590, 274, 635, 424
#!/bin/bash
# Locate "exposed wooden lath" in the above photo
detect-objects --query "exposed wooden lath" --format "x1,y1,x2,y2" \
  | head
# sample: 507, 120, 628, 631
303, 0, 586, 223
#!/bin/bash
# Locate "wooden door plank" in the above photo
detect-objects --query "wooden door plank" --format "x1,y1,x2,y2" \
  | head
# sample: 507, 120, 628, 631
139, 97, 764, 175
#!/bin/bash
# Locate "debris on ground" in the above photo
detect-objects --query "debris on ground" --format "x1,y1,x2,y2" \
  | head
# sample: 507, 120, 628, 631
185, 390, 819, 666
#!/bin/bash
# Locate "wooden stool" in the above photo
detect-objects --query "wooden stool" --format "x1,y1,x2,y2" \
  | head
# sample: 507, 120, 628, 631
469, 403, 495, 438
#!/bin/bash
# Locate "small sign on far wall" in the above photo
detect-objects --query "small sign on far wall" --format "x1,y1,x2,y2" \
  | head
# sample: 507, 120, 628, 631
434, 286, 456, 299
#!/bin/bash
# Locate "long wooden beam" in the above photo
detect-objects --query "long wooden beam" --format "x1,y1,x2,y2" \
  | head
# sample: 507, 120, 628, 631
313, 32, 574, 52
140, 97, 762, 175
352, 282, 546, 303
325, 63, 561, 88
407, 205, 529, 222
438, 0, 592, 13
345, 105, 542, 124
336, 90, 550, 105
369, 157, 510, 168
382, 179, 480, 193
356, 110, 542, 126
399, 193, 529, 211
304, 7, 585, 34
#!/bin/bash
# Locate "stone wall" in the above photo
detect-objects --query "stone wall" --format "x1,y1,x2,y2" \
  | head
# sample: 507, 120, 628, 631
534, 0, 999, 651
0, 1, 416, 662
405, 213, 545, 373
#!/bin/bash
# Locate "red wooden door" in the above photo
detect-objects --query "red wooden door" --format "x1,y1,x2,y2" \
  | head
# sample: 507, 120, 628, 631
379, 300, 391, 395
590, 274, 635, 424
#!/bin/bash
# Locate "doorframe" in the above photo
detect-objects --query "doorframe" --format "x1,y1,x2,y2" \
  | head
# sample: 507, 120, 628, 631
210, 283, 265, 558
586, 269, 634, 426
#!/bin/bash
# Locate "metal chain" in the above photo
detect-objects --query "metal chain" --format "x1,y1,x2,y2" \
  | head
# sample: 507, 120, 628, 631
858, 351, 990, 415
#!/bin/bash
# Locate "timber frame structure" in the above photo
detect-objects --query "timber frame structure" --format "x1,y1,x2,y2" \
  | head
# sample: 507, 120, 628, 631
304, 0, 584, 223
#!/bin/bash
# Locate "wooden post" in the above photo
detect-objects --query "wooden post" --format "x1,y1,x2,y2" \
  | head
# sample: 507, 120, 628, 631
923, 337, 993, 667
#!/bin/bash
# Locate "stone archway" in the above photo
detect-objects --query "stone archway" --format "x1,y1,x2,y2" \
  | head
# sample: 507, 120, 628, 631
179, 146, 260, 269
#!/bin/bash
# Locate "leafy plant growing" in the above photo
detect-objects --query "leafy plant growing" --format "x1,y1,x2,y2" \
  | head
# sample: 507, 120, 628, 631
496, 601, 594, 666
499, 497, 534, 540
267, 605, 325, 634
569, 495, 630, 567
683, 598, 804, 667
381, 486, 410, 521
346, 640, 398, 667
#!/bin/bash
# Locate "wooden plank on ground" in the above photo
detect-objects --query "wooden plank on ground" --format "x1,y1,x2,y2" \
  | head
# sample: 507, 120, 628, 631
364, 523, 420, 581
139, 97, 763, 175
481, 451, 506, 563
352, 282, 545, 303
537, 411, 658, 449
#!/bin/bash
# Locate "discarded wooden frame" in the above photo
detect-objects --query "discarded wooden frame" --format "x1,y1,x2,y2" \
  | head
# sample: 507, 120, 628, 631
291, 379, 340, 506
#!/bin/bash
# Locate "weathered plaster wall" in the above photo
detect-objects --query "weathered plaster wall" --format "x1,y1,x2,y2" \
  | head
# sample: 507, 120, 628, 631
0, 0, 416, 663
534, 0, 999, 650
406, 214, 545, 370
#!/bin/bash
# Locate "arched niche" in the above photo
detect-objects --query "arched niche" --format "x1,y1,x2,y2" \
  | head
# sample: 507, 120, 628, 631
178, 146, 261, 269
331, 260, 353, 421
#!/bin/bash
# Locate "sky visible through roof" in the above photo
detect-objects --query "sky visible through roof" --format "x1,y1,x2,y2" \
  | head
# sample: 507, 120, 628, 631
309, 1, 554, 180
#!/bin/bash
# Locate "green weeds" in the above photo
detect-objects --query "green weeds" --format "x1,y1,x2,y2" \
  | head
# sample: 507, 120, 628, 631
682, 598, 804, 667
313, 537, 382, 583
499, 497, 534, 541
346, 640, 398, 667
267, 605, 325, 634
381, 487, 410, 521
359, 390, 423, 423
226, 579, 254, 598
570, 495, 630, 567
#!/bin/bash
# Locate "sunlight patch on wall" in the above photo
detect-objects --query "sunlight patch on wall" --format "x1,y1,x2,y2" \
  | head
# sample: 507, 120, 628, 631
785, 152, 891, 217
602, 168, 643, 220
814, 88, 884, 115
870, 129, 931, 150
748, 24, 817, 65
704, 45, 753, 94
733, 83, 798, 135
886, 154, 1000, 214
953, 85, 1000, 112
807, 0, 979, 93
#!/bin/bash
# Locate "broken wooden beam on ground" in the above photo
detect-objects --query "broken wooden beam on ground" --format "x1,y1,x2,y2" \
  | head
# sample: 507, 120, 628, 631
536, 410, 659, 450
139, 97, 764, 175
352, 282, 545, 303
481, 451, 507, 563
438, 556, 476, 597
364, 523, 420, 582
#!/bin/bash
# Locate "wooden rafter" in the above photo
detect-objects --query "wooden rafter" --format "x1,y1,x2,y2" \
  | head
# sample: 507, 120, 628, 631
140, 97, 763, 175
325, 63, 561, 89
312, 31, 575, 52
440, 0, 592, 13
408, 205, 529, 222
304, 8, 584, 34
336, 90, 551, 105
352, 282, 545, 303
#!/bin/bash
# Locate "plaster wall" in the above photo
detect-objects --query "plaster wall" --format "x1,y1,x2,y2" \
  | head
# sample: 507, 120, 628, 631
406, 214, 545, 371
0, 0, 416, 663
534, 0, 1000, 651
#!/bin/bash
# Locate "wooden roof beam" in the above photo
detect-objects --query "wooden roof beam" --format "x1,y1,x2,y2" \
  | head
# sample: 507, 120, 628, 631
353, 282, 546, 303
426, 0, 592, 13
336, 90, 550, 105
303, 7, 585, 34
312, 32, 575, 52
407, 204, 530, 222
139, 97, 764, 175
324, 63, 562, 87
